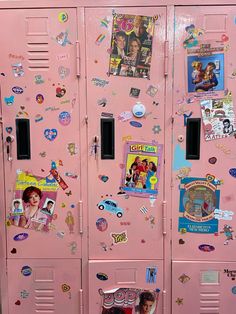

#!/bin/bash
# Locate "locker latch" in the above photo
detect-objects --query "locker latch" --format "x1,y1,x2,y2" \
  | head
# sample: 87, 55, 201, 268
162, 201, 167, 235
76, 40, 80, 77
164, 40, 169, 76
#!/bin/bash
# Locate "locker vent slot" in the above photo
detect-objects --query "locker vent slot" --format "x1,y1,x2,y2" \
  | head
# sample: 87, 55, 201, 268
101, 118, 115, 159
200, 292, 220, 314
35, 289, 55, 313
16, 118, 31, 160
186, 118, 201, 160
27, 43, 49, 71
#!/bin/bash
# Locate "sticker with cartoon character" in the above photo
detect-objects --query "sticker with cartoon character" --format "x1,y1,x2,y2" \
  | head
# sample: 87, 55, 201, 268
178, 177, 220, 233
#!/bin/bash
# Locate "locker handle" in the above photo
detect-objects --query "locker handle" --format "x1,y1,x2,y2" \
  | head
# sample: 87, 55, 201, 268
79, 289, 83, 314
162, 290, 167, 314
162, 201, 167, 236
76, 41, 80, 77
79, 201, 83, 234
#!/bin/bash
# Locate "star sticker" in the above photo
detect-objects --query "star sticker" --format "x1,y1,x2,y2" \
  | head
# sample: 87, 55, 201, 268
176, 298, 183, 305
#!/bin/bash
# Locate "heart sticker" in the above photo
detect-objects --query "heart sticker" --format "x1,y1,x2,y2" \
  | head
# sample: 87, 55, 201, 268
61, 283, 71, 292
11, 248, 17, 254
44, 129, 58, 141
99, 175, 109, 182
15, 300, 21, 305
6, 127, 13, 134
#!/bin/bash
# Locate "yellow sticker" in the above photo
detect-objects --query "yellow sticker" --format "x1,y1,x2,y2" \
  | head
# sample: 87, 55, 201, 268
58, 12, 68, 23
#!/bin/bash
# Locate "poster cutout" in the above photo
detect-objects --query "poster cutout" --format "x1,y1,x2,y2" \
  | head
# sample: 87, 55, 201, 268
121, 141, 163, 198
179, 177, 220, 233
200, 95, 236, 141
109, 14, 155, 79
9, 171, 58, 232
100, 288, 160, 313
187, 42, 225, 93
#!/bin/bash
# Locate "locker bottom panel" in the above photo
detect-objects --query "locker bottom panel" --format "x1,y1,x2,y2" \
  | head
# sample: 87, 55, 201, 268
172, 261, 236, 314
89, 259, 163, 314
7, 258, 81, 314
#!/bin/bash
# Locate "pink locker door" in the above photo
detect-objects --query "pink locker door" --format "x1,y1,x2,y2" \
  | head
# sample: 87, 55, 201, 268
172, 261, 236, 314
172, 6, 236, 261
0, 8, 82, 259
85, 6, 167, 260
89, 260, 163, 314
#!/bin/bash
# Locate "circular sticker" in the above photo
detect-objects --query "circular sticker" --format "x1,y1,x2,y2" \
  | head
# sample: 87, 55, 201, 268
21, 266, 32, 276
232, 286, 236, 294
36, 94, 44, 104
209, 157, 217, 164
96, 218, 108, 232
198, 244, 215, 252
59, 111, 71, 126
12, 86, 23, 94
58, 12, 68, 23
96, 273, 108, 281
13, 233, 28, 241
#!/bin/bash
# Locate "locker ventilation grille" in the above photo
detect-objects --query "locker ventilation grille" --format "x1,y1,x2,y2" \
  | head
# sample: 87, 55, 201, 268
200, 292, 220, 314
27, 42, 49, 71
34, 289, 55, 312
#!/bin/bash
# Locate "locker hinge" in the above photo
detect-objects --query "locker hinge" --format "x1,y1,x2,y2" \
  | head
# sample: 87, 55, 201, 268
76, 40, 81, 77
162, 201, 167, 236
79, 289, 84, 314
164, 40, 169, 76
79, 201, 83, 234
162, 290, 167, 314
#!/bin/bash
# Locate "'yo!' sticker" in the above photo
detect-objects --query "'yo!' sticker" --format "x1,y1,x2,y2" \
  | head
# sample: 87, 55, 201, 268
59, 111, 71, 126
21, 266, 32, 276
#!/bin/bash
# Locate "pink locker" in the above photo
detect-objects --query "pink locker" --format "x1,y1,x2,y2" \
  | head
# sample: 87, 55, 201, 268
0, 7, 85, 314
172, 5, 236, 314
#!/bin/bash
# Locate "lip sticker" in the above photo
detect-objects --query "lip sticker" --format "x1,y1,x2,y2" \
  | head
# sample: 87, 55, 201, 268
12, 86, 23, 94
13, 233, 28, 241
59, 111, 71, 126
44, 129, 58, 141
21, 266, 32, 276
198, 244, 215, 252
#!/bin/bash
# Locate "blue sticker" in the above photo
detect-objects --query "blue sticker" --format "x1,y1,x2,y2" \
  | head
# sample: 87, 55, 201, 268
198, 244, 215, 252
146, 267, 157, 283
21, 266, 32, 276
96, 273, 108, 281
59, 111, 71, 126
44, 129, 58, 141
173, 144, 192, 170
130, 121, 142, 128
4, 95, 14, 105
13, 233, 28, 241
232, 286, 236, 294
12, 86, 23, 94
229, 168, 236, 178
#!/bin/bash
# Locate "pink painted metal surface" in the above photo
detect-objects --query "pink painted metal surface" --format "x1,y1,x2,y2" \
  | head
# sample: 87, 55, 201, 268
172, 6, 236, 261
7, 258, 81, 313
85, 6, 167, 260
172, 261, 236, 314
0, 8, 82, 259
89, 259, 163, 314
